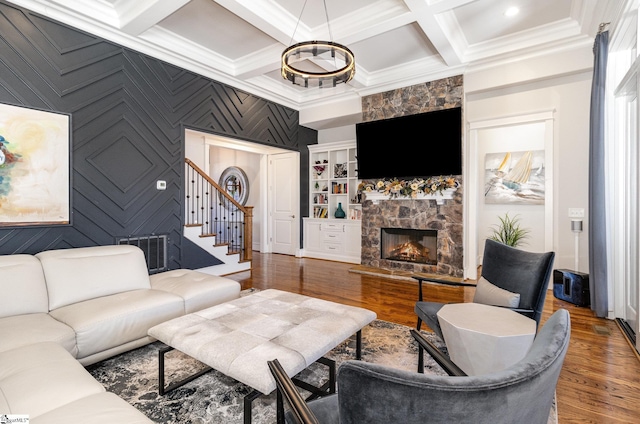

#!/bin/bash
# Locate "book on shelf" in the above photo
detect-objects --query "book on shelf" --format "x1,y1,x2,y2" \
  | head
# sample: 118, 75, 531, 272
313, 206, 328, 218
313, 194, 327, 204
331, 182, 347, 194
349, 208, 362, 220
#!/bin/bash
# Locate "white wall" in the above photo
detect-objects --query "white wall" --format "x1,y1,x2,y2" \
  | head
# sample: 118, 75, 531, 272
466, 71, 593, 272
318, 125, 356, 144
474, 122, 547, 254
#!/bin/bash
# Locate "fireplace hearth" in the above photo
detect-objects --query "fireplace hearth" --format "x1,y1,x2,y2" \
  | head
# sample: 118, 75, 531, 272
381, 228, 437, 265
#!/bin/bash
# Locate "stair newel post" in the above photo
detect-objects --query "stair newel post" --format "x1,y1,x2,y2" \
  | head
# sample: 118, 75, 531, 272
244, 206, 253, 262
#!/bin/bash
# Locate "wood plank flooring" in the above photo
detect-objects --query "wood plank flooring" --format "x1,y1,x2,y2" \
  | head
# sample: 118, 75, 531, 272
225, 252, 640, 423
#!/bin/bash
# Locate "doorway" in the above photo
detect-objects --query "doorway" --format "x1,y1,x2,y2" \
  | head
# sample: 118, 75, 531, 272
207, 139, 299, 256
184, 129, 300, 256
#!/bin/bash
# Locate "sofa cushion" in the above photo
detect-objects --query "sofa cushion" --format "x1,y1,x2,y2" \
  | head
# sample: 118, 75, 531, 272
36, 245, 152, 310
150, 269, 241, 313
49, 289, 184, 361
0, 342, 105, 418
0, 254, 49, 317
31, 392, 153, 424
0, 313, 77, 356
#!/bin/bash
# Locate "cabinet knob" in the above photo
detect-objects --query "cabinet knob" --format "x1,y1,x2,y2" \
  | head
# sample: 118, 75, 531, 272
290, 215, 295, 218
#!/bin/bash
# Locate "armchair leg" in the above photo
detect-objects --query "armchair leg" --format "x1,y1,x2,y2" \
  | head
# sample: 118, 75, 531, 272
416, 317, 422, 331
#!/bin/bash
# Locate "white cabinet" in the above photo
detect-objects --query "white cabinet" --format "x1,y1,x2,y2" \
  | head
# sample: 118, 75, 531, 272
303, 219, 361, 263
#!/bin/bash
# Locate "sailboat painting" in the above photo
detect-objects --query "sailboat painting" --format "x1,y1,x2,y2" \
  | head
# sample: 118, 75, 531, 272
484, 150, 545, 204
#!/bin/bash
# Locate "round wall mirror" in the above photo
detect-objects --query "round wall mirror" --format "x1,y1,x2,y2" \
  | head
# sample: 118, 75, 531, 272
218, 166, 249, 208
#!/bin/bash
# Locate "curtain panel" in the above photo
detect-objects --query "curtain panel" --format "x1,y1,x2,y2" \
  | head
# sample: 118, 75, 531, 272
588, 30, 609, 318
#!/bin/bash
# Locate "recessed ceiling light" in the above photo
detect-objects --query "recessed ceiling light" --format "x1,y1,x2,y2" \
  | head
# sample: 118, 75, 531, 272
504, 6, 520, 17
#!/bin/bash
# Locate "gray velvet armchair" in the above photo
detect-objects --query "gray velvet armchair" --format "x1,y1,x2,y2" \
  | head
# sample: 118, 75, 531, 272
415, 239, 555, 342
268, 308, 571, 424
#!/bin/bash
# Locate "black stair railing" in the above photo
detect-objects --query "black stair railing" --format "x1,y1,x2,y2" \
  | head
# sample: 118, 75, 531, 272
185, 158, 253, 263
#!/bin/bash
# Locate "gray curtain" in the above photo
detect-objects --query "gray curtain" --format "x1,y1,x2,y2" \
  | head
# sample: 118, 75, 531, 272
588, 30, 609, 318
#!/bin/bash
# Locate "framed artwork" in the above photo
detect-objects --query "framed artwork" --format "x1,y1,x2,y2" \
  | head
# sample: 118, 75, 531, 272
484, 150, 545, 205
0, 102, 71, 227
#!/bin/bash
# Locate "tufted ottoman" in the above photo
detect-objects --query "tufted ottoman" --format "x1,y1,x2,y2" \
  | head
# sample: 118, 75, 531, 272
148, 289, 376, 423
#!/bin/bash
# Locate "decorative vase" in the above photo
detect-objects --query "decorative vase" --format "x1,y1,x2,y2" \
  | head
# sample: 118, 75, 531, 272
334, 202, 346, 219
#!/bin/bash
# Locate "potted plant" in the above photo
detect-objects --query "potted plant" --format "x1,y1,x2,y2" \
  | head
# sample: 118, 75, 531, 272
489, 213, 530, 247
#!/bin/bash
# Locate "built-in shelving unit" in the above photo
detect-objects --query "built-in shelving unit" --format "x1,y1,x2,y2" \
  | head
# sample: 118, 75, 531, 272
308, 141, 361, 220
305, 141, 361, 263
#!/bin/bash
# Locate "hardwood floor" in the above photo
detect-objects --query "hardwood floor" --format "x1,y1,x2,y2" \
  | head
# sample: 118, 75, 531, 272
225, 252, 640, 423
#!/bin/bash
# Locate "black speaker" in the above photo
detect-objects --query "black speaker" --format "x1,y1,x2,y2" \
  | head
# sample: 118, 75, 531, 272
553, 269, 590, 307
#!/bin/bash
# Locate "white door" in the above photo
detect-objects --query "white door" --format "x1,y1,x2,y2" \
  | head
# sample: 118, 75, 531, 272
269, 152, 299, 255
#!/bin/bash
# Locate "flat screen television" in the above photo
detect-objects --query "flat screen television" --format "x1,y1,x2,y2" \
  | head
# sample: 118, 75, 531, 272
355, 107, 462, 180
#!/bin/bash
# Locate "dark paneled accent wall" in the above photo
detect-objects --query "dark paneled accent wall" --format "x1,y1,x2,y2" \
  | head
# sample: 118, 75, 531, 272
0, 2, 312, 268
297, 125, 317, 246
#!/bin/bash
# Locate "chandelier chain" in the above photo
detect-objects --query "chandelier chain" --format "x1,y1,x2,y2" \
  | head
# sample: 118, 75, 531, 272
289, 0, 309, 46
323, 0, 333, 42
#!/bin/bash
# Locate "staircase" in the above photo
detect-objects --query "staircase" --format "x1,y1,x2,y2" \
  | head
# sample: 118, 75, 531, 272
184, 158, 252, 276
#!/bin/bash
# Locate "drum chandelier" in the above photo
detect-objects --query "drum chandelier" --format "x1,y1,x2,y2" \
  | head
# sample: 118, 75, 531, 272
281, 1, 355, 88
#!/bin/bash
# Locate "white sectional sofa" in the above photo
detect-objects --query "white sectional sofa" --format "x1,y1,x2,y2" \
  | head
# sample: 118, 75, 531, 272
0, 244, 241, 422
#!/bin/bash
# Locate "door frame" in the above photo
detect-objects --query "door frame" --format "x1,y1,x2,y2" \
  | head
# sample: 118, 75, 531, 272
202, 134, 299, 254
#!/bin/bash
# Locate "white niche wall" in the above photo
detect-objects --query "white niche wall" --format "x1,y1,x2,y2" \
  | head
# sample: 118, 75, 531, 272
464, 111, 554, 280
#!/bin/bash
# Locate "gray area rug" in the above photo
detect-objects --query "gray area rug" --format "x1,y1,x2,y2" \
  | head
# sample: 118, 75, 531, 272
87, 312, 556, 423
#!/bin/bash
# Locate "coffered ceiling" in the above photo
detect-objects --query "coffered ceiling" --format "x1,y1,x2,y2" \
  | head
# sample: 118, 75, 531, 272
7, 0, 616, 115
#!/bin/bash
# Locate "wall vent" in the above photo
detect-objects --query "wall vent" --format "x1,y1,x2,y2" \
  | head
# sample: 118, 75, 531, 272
117, 234, 168, 273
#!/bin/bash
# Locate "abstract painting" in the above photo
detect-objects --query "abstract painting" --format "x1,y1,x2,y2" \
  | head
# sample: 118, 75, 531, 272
0, 103, 71, 227
484, 150, 545, 205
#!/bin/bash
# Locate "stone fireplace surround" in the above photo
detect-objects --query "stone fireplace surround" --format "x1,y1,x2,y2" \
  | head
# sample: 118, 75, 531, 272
359, 75, 464, 278
361, 194, 464, 278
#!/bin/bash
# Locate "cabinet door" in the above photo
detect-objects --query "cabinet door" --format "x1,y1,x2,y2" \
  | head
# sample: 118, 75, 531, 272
345, 223, 362, 259
304, 220, 323, 252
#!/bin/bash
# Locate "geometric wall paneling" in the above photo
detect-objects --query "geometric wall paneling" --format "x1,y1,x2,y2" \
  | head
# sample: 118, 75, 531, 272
0, 1, 303, 268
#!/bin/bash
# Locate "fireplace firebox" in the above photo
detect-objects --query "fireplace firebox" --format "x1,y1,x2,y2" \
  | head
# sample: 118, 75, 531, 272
380, 228, 437, 265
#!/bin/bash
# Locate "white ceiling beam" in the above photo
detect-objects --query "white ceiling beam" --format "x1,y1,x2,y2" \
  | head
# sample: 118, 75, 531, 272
116, 0, 191, 35
9, 0, 120, 26
403, 0, 463, 66
426, 0, 477, 14
214, 0, 307, 45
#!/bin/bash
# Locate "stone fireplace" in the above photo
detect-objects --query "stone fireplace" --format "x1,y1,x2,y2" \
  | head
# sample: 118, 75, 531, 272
361, 196, 463, 277
359, 75, 464, 278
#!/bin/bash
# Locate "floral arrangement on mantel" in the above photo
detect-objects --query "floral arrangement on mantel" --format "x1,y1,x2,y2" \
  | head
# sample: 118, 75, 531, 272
358, 176, 460, 199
